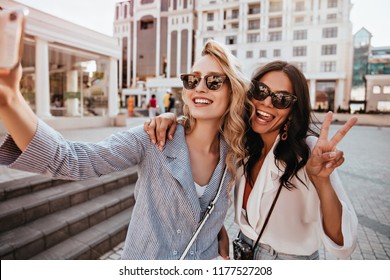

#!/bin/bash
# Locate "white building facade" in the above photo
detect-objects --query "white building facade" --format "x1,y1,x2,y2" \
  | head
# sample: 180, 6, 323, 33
1, 0, 121, 132
115, 0, 354, 112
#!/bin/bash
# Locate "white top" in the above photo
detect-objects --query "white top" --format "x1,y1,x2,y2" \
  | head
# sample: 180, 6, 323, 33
195, 182, 207, 198
234, 136, 358, 259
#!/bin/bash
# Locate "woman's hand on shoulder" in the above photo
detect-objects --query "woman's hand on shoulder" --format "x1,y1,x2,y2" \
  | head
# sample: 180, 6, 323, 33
143, 112, 177, 150
306, 111, 357, 184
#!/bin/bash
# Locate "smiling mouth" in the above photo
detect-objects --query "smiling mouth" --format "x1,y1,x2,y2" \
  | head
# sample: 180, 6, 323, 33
194, 98, 212, 104
256, 110, 274, 122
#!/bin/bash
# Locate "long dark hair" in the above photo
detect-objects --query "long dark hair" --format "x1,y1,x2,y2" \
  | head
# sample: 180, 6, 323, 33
244, 61, 319, 190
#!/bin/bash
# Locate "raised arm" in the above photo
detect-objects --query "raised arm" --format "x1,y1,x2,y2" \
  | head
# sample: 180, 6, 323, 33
306, 111, 357, 245
0, 65, 37, 151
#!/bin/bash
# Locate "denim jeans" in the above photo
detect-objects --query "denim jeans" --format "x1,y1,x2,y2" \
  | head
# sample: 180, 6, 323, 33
239, 233, 319, 260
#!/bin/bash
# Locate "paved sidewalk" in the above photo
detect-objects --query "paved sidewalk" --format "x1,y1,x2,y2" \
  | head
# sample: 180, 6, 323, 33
1, 118, 389, 260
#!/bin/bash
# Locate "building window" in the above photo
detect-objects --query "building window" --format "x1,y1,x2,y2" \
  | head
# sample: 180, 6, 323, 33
141, 0, 154, 4
293, 30, 307, 40
273, 49, 281, 57
246, 51, 253, 58
231, 50, 237, 56
295, 1, 305, 11
377, 101, 390, 112
327, 13, 337, 20
323, 27, 338, 38
269, 31, 282, 41
203, 37, 213, 44
248, 20, 260, 30
320, 61, 336, 72
269, 1, 282, 12
321, 44, 337, 55
384, 86, 390, 94
328, 0, 338, 8
207, 13, 214, 21
140, 20, 154, 30
259, 50, 267, 58
232, 9, 239, 19
248, 4, 261, 14
295, 16, 304, 23
373, 85, 381, 94
269, 17, 282, 28
207, 26, 214, 31
293, 46, 307, 56
231, 23, 239, 29
226, 36, 237, 45
247, 33, 260, 43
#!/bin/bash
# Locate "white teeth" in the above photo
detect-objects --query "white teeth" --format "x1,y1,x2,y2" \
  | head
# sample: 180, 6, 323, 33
256, 110, 272, 117
194, 98, 211, 104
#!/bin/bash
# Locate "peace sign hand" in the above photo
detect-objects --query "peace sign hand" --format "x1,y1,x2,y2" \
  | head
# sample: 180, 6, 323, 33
306, 111, 357, 182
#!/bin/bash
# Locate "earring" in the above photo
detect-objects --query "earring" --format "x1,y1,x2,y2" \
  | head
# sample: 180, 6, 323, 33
281, 122, 289, 141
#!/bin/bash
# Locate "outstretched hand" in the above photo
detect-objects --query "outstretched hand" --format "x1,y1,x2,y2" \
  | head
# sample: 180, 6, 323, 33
306, 111, 357, 182
143, 112, 177, 150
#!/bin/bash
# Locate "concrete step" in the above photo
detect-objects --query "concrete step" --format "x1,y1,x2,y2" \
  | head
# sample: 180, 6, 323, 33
0, 184, 135, 259
0, 175, 71, 202
30, 208, 133, 260
0, 167, 138, 233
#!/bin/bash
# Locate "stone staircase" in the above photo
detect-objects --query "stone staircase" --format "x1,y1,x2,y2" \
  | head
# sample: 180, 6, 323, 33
0, 167, 138, 260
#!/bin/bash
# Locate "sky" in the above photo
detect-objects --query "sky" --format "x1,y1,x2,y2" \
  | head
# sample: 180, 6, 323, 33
13, 0, 390, 47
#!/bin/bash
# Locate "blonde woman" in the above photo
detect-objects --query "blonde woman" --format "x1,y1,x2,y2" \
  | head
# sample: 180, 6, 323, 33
0, 40, 249, 259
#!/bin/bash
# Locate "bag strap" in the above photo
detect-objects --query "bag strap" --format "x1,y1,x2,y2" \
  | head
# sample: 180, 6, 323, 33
251, 184, 283, 251
179, 166, 228, 260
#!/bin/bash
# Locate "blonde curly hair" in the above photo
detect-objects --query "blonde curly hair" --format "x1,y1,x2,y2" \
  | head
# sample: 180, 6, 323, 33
181, 40, 250, 193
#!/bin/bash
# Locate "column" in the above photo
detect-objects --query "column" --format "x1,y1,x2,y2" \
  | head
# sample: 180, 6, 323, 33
337, 79, 345, 109
176, 27, 182, 76
132, 19, 137, 87
313, 0, 319, 24
309, 79, 316, 109
155, 17, 161, 77
127, 32, 131, 88
108, 57, 119, 116
118, 35, 123, 90
35, 38, 51, 118
167, 26, 171, 78
187, 27, 193, 72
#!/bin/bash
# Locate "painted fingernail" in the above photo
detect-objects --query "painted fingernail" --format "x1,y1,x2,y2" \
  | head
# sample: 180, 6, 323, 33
329, 152, 336, 158
151, 139, 155, 144
326, 162, 333, 168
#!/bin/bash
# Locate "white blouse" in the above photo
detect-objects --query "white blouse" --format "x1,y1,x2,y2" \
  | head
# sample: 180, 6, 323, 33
234, 136, 358, 259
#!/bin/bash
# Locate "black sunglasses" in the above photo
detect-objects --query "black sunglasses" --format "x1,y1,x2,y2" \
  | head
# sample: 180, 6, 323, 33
249, 80, 297, 109
180, 73, 228, 91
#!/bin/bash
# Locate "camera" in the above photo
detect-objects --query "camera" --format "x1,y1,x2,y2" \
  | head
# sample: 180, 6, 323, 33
0, 7, 28, 73
233, 238, 253, 260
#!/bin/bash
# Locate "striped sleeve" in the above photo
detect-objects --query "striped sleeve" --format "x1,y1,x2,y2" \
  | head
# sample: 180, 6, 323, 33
0, 119, 149, 180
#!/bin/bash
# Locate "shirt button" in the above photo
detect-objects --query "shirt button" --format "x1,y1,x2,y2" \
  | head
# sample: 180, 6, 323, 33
177, 229, 181, 234
173, 250, 178, 256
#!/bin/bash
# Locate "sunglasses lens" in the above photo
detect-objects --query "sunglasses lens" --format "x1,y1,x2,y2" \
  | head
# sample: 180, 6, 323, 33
181, 74, 199, 89
205, 75, 225, 90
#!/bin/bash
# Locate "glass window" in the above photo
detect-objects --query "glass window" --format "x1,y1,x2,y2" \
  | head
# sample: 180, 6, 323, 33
207, 13, 214, 21
270, 1, 282, 12
226, 36, 237, 45
320, 61, 336, 72
248, 20, 260, 30
295, 1, 305, 11
273, 49, 281, 57
296, 62, 307, 72
207, 26, 214, 31
373, 85, 381, 94
269, 31, 282, 41
295, 16, 304, 23
321, 44, 337, 55
269, 17, 282, 28
323, 27, 338, 38
231, 50, 237, 56
384, 86, 390, 94
328, 0, 338, 8
293, 46, 307, 56
293, 30, 307, 40
377, 101, 390, 112
249, 4, 261, 14
259, 50, 267, 58
247, 33, 260, 43
246, 51, 253, 58
232, 9, 239, 19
